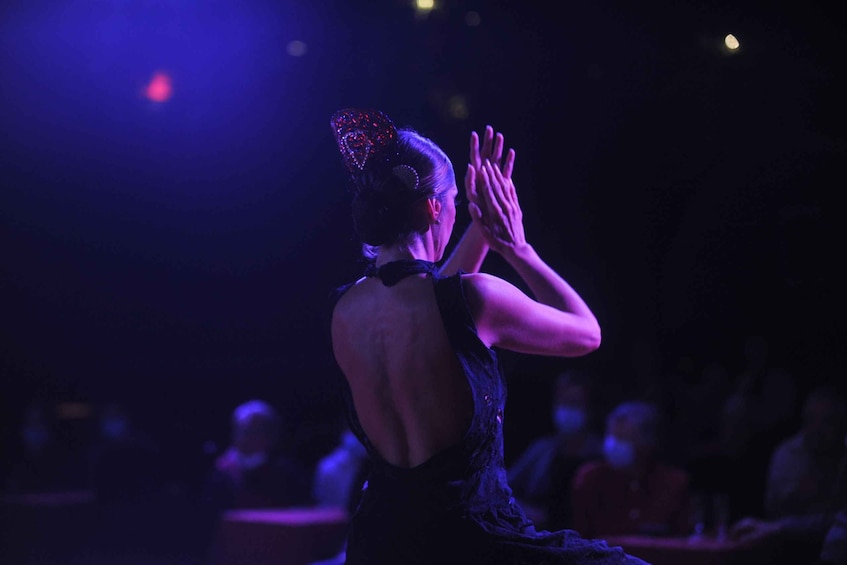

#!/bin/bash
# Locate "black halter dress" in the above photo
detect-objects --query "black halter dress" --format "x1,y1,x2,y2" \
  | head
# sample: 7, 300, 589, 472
332, 260, 649, 565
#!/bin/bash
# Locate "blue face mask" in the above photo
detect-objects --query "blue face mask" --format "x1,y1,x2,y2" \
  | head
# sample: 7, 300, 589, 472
101, 418, 127, 439
604, 435, 636, 469
341, 430, 367, 457
553, 406, 586, 434
23, 427, 49, 451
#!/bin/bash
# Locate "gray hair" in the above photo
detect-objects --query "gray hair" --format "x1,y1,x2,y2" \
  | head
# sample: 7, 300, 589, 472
232, 399, 280, 437
606, 400, 660, 446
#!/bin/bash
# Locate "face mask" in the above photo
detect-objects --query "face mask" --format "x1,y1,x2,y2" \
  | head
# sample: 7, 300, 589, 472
101, 418, 127, 439
23, 427, 49, 451
341, 430, 367, 457
553, 406, 586, 434
604, 435, 635, 469
238, 451, 268, 470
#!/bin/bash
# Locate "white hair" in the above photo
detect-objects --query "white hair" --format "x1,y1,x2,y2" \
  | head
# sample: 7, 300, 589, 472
232, 399, 279, 431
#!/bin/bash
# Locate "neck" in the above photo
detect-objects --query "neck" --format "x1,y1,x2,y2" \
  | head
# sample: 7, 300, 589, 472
377, 238, 438, 266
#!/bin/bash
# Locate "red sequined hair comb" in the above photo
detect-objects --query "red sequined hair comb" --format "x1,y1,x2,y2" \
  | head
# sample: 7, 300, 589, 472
330, 108, 400, 174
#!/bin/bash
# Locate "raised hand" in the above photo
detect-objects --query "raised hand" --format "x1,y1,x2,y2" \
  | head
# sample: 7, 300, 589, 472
466, 126, 515, 217
441, 125, 518, 275
469, 159, 526, 256
470, 125, 514, 176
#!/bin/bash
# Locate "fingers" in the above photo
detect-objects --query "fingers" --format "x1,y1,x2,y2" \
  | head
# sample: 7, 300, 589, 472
464, 164, 478, 202
503, 148, 515, 179
478, 126, 510, 175
481, 125, 494, 160
479, 125, 505, 167
478, 161, 504, 220
476, 158, 526, 249
492, 132, 504, 165
469, 131, 481, 169
486, 160, 513, 219
470, 127, 515, 218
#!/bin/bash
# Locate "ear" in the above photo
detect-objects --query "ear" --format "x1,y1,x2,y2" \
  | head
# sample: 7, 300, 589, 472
426, 197, 443, 225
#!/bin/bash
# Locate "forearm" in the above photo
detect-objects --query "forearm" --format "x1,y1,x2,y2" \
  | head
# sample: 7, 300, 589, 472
503, 244, 598, 322
439, 223, 489, 276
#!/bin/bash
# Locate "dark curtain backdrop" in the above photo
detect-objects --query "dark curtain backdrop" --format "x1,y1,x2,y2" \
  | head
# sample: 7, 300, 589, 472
2, 0, 844, 480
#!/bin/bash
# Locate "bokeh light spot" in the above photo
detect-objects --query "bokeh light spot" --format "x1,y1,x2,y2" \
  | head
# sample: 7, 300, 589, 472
145, 71, 173, 103
724, 34, 740, 51
287, 40, 308, 57
465, 11, 481, 27
448, 95, 469, 120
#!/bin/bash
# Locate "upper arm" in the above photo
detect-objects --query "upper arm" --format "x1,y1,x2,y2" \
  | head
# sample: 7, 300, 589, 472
462, 273, 601, 357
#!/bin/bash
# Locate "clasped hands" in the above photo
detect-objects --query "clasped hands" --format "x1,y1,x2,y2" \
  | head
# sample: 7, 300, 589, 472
465, 125, 526, 254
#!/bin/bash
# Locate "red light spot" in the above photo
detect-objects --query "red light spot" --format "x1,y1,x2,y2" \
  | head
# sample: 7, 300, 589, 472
145, 72, 172, 102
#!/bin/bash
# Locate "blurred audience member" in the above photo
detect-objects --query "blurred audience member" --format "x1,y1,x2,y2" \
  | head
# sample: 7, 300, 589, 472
571, 400, 691, 538
684, 337, 797, 523
730, 385, 846, 560
741, 334, 796, 415
821, 508, 847, 565
669, 359, 732, 463
507, 369, 602, 530
4, 401, 74, 494
683, 388, 775, 523
87, 402, 164, 504
83, 402, 171, 558
307, 422, 370, 565
202, 399, 313, 512
312, 422, 370, 513
201, 399, 314, 563
766, 386, 845, 520
820, 445, 847, 564
731, 334, 797, 453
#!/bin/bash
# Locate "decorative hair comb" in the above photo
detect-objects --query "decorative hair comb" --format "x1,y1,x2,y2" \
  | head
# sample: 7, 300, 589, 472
330, 108, 399, 174
392, 164, 419, 191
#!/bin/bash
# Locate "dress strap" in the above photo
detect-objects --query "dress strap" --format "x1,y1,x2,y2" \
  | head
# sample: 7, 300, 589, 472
365, 259, 438, 287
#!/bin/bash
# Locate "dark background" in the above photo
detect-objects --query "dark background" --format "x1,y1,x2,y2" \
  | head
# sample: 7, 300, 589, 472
2, 0, 844, 484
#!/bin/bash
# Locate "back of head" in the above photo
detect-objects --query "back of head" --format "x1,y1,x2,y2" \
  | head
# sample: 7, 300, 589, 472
551, 369, 595, 435
553, 369, 592, 407
606, 400, 661, 449
331, 108, 455, 252
802, 385, 847, 454
231, 399, 280, 454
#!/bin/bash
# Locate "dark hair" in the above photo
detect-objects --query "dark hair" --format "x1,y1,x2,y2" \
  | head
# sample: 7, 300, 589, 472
803, 385, 846, 418
350, 129, 455, 251
554, 368, 592, 391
